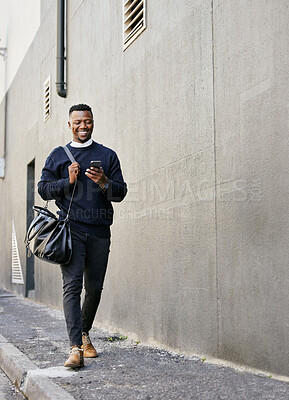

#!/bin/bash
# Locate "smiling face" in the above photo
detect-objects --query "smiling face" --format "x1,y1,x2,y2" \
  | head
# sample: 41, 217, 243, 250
68, 110, 94, 143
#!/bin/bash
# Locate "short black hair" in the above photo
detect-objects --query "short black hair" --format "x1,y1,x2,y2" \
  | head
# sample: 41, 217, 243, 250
69, 104, 93, 118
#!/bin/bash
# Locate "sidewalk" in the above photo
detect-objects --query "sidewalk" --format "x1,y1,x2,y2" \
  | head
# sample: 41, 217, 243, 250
0, 288, 289, 400
0, 369, 25, 400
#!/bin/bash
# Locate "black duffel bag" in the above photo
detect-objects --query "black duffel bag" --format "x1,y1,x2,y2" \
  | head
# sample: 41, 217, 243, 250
25, 201, 74, 265
24, 145, 77, 265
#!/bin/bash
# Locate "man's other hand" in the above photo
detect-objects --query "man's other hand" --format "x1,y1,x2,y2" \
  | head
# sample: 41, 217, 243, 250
68, 162, 80, 184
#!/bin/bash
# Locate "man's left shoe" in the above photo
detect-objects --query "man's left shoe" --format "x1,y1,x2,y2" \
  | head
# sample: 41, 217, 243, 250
64, 346, 84, 368
82, 332, 98, 358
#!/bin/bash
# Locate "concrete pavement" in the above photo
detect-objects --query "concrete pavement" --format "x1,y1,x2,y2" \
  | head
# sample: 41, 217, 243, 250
0, 369, 25, 400
0, 288, 289, 400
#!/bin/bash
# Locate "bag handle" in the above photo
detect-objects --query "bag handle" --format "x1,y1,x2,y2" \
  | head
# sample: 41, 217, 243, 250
32, 205, 58, 219
25, 206, 57, 244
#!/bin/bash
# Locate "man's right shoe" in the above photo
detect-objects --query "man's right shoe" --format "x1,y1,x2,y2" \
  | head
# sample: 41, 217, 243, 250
64, 346, 84, 368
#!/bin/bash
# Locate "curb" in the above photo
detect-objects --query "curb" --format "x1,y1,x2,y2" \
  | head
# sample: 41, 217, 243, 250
0, 334, 75, 400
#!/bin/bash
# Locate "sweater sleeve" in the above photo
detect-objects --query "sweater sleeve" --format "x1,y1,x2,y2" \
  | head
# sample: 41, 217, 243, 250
105, 152, 127, 202
38, 151, 72, 201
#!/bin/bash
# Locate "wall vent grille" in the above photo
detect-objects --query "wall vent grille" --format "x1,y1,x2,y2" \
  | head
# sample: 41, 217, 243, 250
12, 220, 24, 284
44, 76, 51, 122
123, 0, 146, 50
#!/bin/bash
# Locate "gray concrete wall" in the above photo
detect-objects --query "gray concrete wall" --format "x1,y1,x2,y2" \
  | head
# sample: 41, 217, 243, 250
214, 0, 289, 374
0, 0, 289, 376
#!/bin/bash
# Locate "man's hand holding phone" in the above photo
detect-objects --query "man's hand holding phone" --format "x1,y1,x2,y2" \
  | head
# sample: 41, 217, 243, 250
85, 161, 108, 189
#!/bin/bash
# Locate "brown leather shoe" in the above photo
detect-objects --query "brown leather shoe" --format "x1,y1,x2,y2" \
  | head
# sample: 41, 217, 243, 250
82, 332, 98, 358
64, 346, 84, 368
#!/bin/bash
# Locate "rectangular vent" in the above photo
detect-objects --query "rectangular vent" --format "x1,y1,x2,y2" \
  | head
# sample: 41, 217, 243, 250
123, 0, 146, 50
44, 76, 51, 122
12, 220, 24, 284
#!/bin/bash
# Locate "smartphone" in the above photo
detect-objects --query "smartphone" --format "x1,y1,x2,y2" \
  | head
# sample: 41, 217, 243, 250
90, 160, 102, 169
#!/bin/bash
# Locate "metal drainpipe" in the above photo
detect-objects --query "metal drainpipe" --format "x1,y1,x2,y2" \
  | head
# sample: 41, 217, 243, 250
56, 0, 67, 97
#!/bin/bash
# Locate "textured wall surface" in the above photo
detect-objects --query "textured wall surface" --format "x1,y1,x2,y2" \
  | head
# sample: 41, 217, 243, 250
213, 0, 289, 374
0, 0, 288, 376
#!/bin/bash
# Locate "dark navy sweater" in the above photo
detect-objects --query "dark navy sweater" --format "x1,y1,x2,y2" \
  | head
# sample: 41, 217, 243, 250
38, 141, 127, 238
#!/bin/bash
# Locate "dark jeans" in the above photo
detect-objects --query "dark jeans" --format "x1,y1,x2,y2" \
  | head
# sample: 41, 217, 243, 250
60, 228, 110, 346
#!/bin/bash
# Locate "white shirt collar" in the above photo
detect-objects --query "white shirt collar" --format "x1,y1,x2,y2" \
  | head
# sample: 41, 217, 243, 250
70, 139, 93, 148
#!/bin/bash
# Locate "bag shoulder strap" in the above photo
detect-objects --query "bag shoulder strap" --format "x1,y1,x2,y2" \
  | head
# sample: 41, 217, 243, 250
66, 180, 77, 219
62, 145, 76, 164
62, 145, 77, 220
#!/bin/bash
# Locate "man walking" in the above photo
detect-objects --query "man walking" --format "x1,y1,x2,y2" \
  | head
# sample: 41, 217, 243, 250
38, 104, 127, 368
